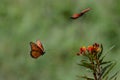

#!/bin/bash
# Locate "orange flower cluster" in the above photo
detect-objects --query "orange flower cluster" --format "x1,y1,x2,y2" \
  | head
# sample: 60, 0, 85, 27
77, 43, 101, 56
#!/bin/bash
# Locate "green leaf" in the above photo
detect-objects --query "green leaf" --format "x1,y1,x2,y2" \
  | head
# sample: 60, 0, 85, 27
78, 60, 93, 70
99, 55, 106, 65
114, 77, 117, 80
104, 76, 108, 80
100, 61, 111, 65
103, 45, 116, 56
102, 62, 116, 79
80, 76, 94, 80
98, 44, 103, 59
109, 71, 119, 80
99, 63, 113, 79
81, 60, 89, 63
79, 60, 94, 70
99, 45, 115, 64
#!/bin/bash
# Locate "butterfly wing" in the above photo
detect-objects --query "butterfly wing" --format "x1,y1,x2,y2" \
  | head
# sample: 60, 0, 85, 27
81, 8, 91, 14
71, 14, 80, 19
78, 8, 91, 17
36, 40, 44, 51
71, 8, 91, 19
30, 42, 44, 59
30, 50, 42, 58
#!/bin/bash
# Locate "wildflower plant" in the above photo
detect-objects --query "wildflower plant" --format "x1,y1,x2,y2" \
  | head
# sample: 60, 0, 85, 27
77, 43, 119, 80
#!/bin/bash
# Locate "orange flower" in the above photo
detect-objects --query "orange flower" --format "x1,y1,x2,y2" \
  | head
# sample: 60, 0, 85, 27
87, 45, 94, 53
77, 46, 87, 56
80, 46, 87, 53
77, 43, 101, 56
87, 43, 101, 54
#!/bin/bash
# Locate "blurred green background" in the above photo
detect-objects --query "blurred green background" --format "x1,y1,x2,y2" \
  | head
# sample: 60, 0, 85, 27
0, 0, 120, 80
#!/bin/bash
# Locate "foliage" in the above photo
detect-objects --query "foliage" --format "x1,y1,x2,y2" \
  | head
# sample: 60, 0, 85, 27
77, 43, 119, 80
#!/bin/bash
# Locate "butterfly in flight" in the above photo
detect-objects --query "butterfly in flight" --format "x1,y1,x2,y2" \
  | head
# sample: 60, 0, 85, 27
71, 8, 91, 19
30, 40, 45, 59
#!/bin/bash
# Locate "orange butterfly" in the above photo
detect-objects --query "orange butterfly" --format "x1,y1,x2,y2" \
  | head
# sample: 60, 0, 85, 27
30, 40, 45, 59
71, 8, 91, 19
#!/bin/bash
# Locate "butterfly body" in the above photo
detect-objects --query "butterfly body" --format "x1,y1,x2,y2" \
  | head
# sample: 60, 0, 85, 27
30, 40, 45, 59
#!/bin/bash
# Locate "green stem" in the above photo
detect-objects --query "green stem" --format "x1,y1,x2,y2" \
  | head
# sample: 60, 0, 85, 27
95, 54, 102, 80
88, 54, 98, 80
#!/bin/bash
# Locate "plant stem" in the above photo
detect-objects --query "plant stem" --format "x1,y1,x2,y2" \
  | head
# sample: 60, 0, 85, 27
88, 54, 98, 80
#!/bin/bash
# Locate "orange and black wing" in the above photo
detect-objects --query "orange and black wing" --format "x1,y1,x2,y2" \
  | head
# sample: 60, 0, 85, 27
36, 40, 44, 51
71, 8, 91, 19
81, 8, 91, 14
71, 14, 80, 19
30, 42, 45, 59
